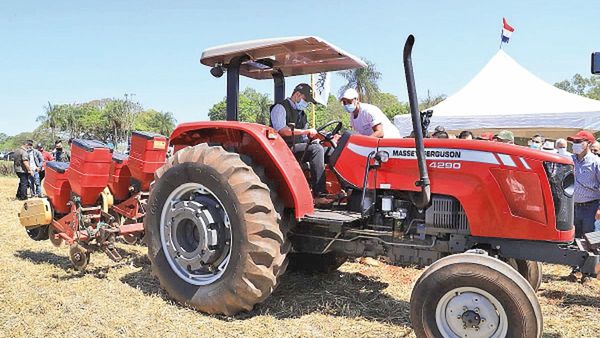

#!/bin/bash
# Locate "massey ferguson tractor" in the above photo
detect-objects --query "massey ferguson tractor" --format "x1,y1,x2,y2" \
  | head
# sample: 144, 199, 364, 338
19, 35, 600, 337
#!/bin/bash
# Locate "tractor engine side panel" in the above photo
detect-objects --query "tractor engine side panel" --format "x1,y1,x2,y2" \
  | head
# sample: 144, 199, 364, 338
335, 136, 574, 242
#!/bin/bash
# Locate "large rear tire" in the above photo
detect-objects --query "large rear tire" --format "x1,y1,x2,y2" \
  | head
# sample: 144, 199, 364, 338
145, 144, 286, 315
504, 258, 543, 292
410, 253, 542, 338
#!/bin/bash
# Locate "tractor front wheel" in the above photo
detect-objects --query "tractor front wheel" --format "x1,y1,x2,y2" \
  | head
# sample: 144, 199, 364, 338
410, 253, 542, 338
145, 144, 286, 315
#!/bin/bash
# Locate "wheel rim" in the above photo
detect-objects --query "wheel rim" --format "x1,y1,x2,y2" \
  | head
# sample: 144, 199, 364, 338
435, 287, 508, 338
160, 182, 232, 285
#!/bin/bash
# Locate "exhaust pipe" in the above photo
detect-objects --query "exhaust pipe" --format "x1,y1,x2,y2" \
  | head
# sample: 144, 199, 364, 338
403, 35, 431, 209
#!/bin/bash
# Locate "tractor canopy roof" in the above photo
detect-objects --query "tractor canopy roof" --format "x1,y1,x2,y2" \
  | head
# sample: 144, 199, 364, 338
200, 36, 366, 79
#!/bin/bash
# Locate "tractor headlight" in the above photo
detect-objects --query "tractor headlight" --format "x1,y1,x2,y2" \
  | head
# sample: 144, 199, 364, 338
376, 150, 389, 163
544, 161, 574, 231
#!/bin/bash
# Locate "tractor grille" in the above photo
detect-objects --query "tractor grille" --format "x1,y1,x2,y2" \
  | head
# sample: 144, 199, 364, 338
425, 196, 469, 232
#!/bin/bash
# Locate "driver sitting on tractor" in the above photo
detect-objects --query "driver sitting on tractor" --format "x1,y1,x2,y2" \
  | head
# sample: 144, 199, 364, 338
270, 83, 333, 206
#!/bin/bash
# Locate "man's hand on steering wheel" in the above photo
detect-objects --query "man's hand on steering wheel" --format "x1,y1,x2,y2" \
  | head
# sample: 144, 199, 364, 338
313, 120, 343, 147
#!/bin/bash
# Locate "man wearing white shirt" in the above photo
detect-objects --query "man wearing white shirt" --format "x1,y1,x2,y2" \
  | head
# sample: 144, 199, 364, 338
339, 88, 400, 138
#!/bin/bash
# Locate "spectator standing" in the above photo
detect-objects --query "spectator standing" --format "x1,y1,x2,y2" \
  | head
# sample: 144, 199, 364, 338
567, 131, 600, 238
555, 138, 572, 158
528, 134, 545, 149
493, 130, 514, 144
458, 130, 474, 139
590, 141, 600, 156
13, 140, 32, 200
476, 132, 494, 141
53, 140, 70, 162
37, 143, 53, 182
541, 141, 558, 153
27, 141, 44, 197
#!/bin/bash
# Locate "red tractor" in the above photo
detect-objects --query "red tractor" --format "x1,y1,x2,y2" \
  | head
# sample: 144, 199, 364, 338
20, 35, 600, 337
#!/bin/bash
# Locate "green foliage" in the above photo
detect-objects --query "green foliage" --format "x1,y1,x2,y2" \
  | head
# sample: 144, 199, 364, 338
338, 58, 381, 103
372, 92, 409, 119
134, 109, 177, 136
554, 74, 600, 100
418, 90, 447, 111
208, 88, 273, 123
35, 94, 176, 149
0, 132, 33, 151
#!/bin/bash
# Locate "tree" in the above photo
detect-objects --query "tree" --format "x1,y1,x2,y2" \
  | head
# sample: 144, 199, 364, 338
135, 109, 177, 136
208, 88, 273, 123
372, 92, 409, 119
418, 90, 447, 111
554, 74, 600, 100
339, 58, 381, 103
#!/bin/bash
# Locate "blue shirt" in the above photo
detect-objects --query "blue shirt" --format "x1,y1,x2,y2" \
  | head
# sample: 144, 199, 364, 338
270, 98, 308, 142
572, 152, 600, 203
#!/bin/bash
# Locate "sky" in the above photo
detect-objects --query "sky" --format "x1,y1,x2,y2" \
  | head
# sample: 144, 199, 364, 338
1, 0, 599, 136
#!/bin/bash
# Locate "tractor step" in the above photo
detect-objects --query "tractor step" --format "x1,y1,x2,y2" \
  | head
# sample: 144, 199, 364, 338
300, 209, 364, 231
584, 231, 600, 251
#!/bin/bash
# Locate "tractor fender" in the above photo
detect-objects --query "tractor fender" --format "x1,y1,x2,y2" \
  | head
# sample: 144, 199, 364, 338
169, 121, 314, 219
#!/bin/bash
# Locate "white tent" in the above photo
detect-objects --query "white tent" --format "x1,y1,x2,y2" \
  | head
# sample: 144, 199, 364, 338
394, 50, 600, 137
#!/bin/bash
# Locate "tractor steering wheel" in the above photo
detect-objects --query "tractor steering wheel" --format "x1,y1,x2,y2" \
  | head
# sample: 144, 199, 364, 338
315, 120, 343, 145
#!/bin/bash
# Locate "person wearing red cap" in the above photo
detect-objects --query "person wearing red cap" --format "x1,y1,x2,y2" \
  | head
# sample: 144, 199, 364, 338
567, 130, 600, 239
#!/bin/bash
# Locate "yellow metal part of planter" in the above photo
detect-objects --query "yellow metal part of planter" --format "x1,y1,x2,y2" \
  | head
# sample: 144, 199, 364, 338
19, 198, 52, 229
101, 187, 114, 213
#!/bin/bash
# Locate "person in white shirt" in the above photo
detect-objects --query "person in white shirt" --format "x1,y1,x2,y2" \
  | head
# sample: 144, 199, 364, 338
339, 88, 400, 138
555, 138, 572, 158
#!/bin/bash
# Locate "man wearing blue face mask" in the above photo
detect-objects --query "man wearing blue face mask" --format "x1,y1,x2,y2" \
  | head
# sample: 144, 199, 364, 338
340, 88, 400, 138
270, 83, 332, 205
567, 130, 600, 239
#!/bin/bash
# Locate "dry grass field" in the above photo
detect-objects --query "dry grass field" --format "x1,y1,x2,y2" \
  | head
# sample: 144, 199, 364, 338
0, 176, 599, 337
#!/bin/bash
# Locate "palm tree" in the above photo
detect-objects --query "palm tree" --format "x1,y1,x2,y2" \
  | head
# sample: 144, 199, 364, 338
154, 111, 177, 136
339, 58, 382, 103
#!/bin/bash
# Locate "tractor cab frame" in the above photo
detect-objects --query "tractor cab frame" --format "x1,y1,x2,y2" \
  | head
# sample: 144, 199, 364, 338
199, 36, 367, 121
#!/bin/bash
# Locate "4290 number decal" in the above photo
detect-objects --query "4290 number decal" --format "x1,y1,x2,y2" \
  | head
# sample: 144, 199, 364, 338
429, 162, 461, 169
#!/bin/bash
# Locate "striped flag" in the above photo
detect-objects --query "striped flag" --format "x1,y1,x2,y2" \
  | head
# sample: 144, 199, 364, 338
501, 18, 515, 43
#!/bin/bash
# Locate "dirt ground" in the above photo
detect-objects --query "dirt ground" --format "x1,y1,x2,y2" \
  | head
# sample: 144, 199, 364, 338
0, 176, 599, 337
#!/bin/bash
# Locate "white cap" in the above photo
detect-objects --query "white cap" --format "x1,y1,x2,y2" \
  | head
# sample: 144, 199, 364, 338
340, 88, 359, 100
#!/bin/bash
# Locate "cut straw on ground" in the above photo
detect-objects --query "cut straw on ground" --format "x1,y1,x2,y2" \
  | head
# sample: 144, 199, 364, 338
0, 176, 599, 337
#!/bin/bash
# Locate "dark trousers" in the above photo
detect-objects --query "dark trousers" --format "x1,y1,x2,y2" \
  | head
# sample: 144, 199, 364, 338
292, 142, 326, 196
574, 200, 599, 238
15, 172, 29, 200
39, 170, 45, 182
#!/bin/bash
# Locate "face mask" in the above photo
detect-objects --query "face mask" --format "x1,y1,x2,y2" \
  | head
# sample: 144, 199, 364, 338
295, 99, 308, 111
557, 148, 568, 155
344, 104, 356, 113
56, 147, 63, 152
529, 143, 540, 149
572, 143, 585, 155
595, 219, 600, 232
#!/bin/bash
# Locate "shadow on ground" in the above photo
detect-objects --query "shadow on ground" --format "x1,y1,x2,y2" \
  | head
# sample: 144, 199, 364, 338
120, 259, 411, 326
14, 248, 148, 281
540, 289, 600, 309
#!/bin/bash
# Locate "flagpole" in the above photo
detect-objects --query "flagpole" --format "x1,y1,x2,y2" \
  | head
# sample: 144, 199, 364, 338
499, 31, 503, 50
310, 73, 316, 128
